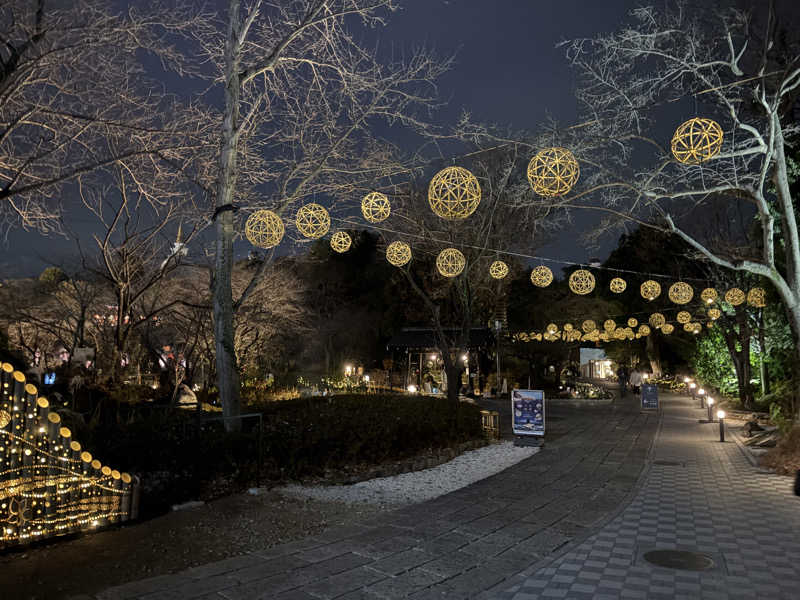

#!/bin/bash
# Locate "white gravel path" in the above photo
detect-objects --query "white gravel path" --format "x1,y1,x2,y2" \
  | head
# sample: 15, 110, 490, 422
277, 441, 538, 508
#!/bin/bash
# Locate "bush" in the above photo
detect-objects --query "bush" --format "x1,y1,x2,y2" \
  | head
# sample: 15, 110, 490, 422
761, 426, 800, 475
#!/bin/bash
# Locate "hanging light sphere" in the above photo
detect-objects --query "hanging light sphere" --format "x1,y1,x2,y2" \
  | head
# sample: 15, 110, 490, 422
563, 323, 574, 332
638, 324, 651, 336
683, 322, 695, 332
330, 231, 352, 253
661, 323, 675, 334
603, 319, 616, 332
546, 323, 558, 334
386, 241, 412, 266
530, 265, 553, 287
599, 332, 610, 342
747, 287, 766, 308
671, 117, 724, 164
609, 277, 627, 293
295, 203, 330, 239
677, 311, 692, 324
725, 287, 746, 306
640, 280, 661, 301
244, 209, 285, 248
692, 322, 703, 334
627, 317, 638, 328
0, 409, 10, 428
708, 307, 721, 320
614, 328, 627, 340
527, 147, 580, 197
701, 287, 718, 304
649, 313, 666, 329
489, 260, 509, 279
707, 321, 714, 328
568, 269, 596, 295
428, 166, 481, 219
361, 191, 391, 223
582, 319, 597, 333
436, 248, 466, 277
668, 281, 694, 304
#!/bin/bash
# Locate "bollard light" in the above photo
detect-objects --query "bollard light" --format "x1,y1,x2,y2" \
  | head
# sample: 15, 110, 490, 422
717, 410, 726, 442
407, 384, 417, 393
707, 397, 715, 422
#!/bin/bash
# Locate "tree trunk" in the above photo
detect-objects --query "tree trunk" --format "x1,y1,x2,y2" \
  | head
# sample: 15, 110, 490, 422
444, 357, 461, 403
214, 0, 243, 432
757, 309, 769, 396
645, 335, 662, 378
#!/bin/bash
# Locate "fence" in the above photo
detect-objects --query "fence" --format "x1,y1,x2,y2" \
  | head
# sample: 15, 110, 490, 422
0, 363, 139, 548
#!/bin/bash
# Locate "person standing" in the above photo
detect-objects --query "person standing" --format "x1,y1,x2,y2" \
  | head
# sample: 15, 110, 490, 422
616, 365, 629, 397
630, 366, 643, 396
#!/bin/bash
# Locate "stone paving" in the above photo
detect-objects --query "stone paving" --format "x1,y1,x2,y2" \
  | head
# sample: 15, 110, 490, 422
492, 393, 800, 600
91, 394, 656, 600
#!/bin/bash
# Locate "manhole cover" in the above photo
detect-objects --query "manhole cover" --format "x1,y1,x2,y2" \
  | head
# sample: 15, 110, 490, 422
653, 460, 682, 466
643, 550, 715, 571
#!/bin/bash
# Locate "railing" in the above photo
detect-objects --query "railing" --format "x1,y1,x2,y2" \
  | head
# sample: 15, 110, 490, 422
1, 363, 139, 548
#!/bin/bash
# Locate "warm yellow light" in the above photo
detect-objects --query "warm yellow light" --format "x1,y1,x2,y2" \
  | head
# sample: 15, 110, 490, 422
707, 397, 714, 405
436, 248, 466, 277
244, 210, 284, 249
530, 265, 553, 287
527, 147, 580, 197
428, 166, 481, 219
698, 388, 706, 396
386, 241, 412, 267
640, 280, 661, 301
330, 231, 352, 253
568, 269, 595, 295
407, 385, 417, 393
671, 117, 723, 164
361, 192, 391, 223
689, 383, 697, 389
717, 410, 725, 419
295, 203, 330, 239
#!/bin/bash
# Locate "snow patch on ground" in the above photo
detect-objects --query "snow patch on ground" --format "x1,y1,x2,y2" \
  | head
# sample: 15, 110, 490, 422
277, 441, 538, 507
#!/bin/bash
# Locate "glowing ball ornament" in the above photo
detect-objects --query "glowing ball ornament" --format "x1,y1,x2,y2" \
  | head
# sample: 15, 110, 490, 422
295, 203, 330, 239
649, 313, 666, 329
747, 287, 766, 308
638, 324, 651, 336
582, 319, 597, 333
627, 317, 638, 328
546, 323, 558, 334
436, 248, 466, 277
671, 118, 724, 164
489, 260, 509, 279
668, 281, 694, 304
640, 280, 661, 301
701, 288, 718, 304
725, 288, 746, 306
604, 319, 616, 332
527, 147, 580, 197
569, 269, 595, 295
244, 210, 284, 248
677, 311, 692, 324
386, 241, 412, 266
0, 409, 10, 428
361, 191, 391, 223
330, 231, 352, 253
609, 277, 627, 293
661, 323, 675, 334
708, 308, 721, 320
428, 166, 481, 219
530, 265, 553, 287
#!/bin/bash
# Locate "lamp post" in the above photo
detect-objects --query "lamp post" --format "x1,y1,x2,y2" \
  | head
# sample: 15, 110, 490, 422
698, 387, 705, 408
494, 320, 502, 398
706, 397, 715, 422
689, 382, 697, 402
718, 410, 726, 441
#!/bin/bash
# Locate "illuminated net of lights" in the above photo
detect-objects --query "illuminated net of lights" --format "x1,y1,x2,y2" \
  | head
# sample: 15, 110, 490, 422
649, 313, 666, 329
725, 287, 746, 306
671, 117, 724, 164
627, 318, 638, 328
661, 323, 675, 334
747, 287, 766, 308
701, 287, 718, 304
677, 311, 692, 324
0, 364, 136, 549
640, 280, 661, 301
361, 192, 391, 223
527, 147, 580, 197
568, 269, 595, 295
244, 210, 284, 249
386, 241, 412, 266
428, 166, 481, 219
489, 260, 509, 279
295, 203, 330, 239
436, 248, 466, 277
330, 231, 352, 253
530, 265, 553, 287
668, 281, 694, 304
582, 319, 597, 333
609, 277, 627, 293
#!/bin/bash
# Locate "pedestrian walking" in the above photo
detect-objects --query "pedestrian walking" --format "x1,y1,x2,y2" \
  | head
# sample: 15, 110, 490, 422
630, 366, 643, 396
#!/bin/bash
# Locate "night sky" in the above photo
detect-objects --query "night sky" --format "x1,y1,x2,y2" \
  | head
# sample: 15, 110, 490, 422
2, 0, 642, 278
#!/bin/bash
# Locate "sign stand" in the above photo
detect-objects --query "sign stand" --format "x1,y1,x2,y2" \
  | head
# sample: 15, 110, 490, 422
641, 383, 659, 411
512, 389, 545, 448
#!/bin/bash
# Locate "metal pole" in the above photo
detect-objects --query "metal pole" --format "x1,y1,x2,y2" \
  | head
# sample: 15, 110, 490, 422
707, 403, 713, 423
719, 417, 725, 442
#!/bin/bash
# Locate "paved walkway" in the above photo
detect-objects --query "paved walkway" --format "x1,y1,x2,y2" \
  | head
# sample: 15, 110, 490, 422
93, 395, 656, 600
493, 393, 800, 600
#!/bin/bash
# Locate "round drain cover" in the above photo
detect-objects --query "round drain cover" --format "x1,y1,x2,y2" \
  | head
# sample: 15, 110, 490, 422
643, 549, 714, 571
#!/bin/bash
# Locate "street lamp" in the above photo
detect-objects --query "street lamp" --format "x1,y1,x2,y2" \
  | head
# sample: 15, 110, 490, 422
698, 387, 706, 408
689, 382, 697, 401
706, 397, 715, 422
493, 319, 502, 398
407, 384, 417, 394
717, 410, 726, 441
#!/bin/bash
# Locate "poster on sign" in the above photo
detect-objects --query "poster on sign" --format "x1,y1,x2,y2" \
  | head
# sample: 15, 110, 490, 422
641, 383, 659, 410
512, 389, 545, 436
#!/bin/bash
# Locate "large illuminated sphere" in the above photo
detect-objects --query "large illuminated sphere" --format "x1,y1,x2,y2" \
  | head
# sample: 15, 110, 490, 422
489, 260, 509, 279
582, 319, 597, 333
671, 118, 724, 164
428, 166, 481, 219
0, 409, 10, 428
568, 269, 595, 295
640, 280, 661, 301
747, 287, 766, 308
295, 203, 330, 239
708, 308, 721, 320
627, 317, 638, 328
725, 287, 745, 306
649, 313, 666, 329
661, 323, 675, 335
604, 319, 616, 332
701, 287, 718, 304
638, 324, 651, 336
683, 322, 695, 332
244, 210, 284, 248
361, 191, 391, 223
436, 248, 466, 277
386, 241, 412, 266
614, 328, 627, 340
330, 231, 352, 253
677, 311, 692, 324
546, 323, 558, 335
527, 147, 580, 197
530, 265, 553, 287
668, 281, 694, 304
609, 277, 627, 293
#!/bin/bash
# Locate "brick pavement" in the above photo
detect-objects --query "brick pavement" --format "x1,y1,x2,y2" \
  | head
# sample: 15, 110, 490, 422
492, 392, 800, 600
91, 394, 656, 600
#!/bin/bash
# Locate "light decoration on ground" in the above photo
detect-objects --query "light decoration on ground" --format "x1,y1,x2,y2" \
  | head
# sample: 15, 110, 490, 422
530, 266, 553, 287
603, 319, 616, 332
244, 210, 284, 248
640, 280, 661, 301
428, 166, 481, 219
386, 241, 412, 266
627, 318, 638, 328
489, 260, 509, 279
361, 192, 391, 223
668, 282, 694, 304
0, 364, 137, 549
671, 118, 724, 164
329, 231, 352, 253
677, 311, 692, 324
527, 147, 580, 197
568, 269, 595, 295
708, 308, 721, 320
725, 288, 746, 306
747, 287, 766, 308
701, 288, 718, 304
649, 313, 666, 329
582, 320, 597, 333
436, 248, 466, 277
295, 203, 330, 239
609, 277, 627, 293
661, 323, 675, 334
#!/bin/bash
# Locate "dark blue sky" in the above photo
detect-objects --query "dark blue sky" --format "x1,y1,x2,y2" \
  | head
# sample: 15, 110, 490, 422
3, 0, 641, 277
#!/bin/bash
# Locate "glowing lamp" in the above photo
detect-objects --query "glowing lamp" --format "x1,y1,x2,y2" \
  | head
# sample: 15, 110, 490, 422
407, 385, 417, 393
717, 410, 725, 419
